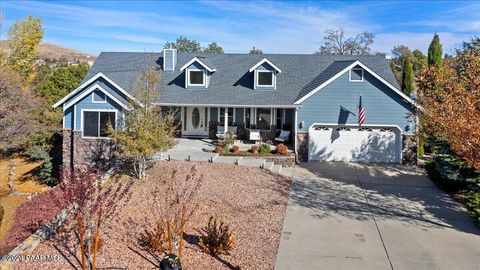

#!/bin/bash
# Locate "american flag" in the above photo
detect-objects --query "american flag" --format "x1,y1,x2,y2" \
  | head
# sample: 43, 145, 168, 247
358, 96, 366, 127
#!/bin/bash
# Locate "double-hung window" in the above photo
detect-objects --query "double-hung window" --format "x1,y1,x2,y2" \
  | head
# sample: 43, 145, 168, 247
256, 108, 271, 130
83, 111, 116, 138
276, 108, 284, 129
245, 108, 251, 129
257, 70, 274, 87
219, 108, 233, 126
188, 70, 205, 86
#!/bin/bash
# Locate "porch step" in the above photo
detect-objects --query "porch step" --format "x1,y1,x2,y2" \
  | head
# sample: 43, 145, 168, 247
156, 151, 218, 162
263, 161, 274, 170
238, 158, 266, 168
270, 164, 282, 174
213, 156, 241, 165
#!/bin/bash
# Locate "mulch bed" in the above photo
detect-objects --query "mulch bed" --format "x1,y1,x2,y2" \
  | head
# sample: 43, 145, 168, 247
14, 161, 291, 270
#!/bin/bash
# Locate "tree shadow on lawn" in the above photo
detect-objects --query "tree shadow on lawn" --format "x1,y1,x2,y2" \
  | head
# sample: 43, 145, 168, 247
290, 162, 480, 236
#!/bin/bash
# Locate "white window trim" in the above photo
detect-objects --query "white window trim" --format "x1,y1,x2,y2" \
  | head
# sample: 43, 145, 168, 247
180, 57, 216, 72
256, 70, 275, 88
64, 84, 131, 111
80, 109, 118, 139
91, 90, 107, 103
53, 72, 142, 108
249, 58, 282, 73
349, 67, 364, 82
186, 69, 207, 88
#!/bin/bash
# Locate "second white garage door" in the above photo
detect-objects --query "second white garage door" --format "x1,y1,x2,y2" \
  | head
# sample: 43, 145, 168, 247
308, 125, 401, 163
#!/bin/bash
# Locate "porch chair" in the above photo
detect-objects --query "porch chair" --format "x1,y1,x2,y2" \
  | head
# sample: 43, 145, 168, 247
216, 126, 225, 140
275, 129, 291, 143
249, 129, 261, 143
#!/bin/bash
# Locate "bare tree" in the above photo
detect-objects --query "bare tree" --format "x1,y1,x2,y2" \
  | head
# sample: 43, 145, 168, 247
109, 67, 177, 179
316, 28, 375, 55
0, 66, 40, 151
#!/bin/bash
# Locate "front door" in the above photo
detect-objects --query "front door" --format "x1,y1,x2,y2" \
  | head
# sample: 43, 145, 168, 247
185, 107, 208, 136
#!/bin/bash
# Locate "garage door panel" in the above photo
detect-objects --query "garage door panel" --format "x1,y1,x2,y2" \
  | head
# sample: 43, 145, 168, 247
309, 126, 401, 163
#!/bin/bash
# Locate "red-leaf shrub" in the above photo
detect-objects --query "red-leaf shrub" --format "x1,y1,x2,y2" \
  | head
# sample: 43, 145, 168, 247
0, 185, 69, 252
276, 144, 288, 155
0, 170, 98, 254
231, 145, 240, 154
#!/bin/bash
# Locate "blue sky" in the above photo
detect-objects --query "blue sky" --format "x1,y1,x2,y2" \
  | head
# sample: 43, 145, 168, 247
1, 1, 479, 56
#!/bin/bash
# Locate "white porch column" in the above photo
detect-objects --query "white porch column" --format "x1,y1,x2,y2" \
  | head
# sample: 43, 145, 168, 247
294, 107, 298, 162
224, 107, 228, 134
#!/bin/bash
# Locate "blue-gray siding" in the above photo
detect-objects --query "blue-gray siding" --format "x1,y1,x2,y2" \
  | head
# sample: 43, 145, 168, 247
64, 107, 74, 129
74, 93, 123, 130
64, 77, 129, 106
297, 70, 415, 135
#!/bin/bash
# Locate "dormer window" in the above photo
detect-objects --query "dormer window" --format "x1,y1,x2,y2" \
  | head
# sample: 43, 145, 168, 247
257, 70, 274, 87
188, 70, 205, 86
349, 67, 364, 82
249, 58, 282, 90
180, 57, 216, 89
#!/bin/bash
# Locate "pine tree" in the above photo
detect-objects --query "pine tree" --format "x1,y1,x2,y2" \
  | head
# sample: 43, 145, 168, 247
427, 33, 442, 68
401, 57, 414, 95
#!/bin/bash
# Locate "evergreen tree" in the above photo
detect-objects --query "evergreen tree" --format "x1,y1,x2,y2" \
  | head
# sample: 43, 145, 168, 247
203, 42, 224, 53
249, 46, 263, 54
164, 36, 202, 53
427, 33, 442, 68
401, 57, 414, 95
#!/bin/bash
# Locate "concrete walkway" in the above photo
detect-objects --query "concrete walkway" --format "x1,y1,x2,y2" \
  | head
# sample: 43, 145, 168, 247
275, 162, 480, 270
154, 138, 283, 173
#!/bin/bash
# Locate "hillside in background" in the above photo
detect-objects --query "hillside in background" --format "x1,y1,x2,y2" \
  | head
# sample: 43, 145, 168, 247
0, 41, 96, 63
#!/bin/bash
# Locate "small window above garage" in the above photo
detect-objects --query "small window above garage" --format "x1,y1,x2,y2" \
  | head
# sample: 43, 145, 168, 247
349, 67, 364, 82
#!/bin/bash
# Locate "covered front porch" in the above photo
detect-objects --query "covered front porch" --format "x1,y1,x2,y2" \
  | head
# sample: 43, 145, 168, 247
171, 105, 297, 143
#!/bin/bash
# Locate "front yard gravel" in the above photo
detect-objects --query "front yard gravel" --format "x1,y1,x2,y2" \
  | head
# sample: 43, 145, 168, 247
14, 160, 291, 270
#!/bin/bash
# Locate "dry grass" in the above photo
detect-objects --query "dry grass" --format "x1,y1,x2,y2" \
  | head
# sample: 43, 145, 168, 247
0, 156, 48, 243
15, 161, 291, 270
11, 157, 47, 194
0, 195, 27, 242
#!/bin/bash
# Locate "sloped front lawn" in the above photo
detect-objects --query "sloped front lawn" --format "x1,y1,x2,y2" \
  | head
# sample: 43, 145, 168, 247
15, 161, 291, 270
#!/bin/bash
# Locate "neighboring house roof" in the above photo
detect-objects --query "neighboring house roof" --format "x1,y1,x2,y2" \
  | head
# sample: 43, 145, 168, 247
79, 52, 401, 106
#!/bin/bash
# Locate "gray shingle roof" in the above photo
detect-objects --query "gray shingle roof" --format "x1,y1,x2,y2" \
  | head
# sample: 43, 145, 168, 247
83, 52, 399, 106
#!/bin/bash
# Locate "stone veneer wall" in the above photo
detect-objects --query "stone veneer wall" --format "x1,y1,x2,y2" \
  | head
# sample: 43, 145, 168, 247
296, 132, 309, 162
402, 135, 417, 165
62, 129, 115, 172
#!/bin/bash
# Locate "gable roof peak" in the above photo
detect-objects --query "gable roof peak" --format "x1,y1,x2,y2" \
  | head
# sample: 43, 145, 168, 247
248, 58, 282, 73
179, 57, 216, 72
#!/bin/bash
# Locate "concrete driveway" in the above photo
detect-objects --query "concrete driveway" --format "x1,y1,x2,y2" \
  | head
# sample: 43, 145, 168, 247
275, 162, 480, 270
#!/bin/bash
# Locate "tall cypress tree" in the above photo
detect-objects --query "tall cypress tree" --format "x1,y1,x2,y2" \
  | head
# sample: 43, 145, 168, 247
401, 57, 414, 95
428, 33, 442, 68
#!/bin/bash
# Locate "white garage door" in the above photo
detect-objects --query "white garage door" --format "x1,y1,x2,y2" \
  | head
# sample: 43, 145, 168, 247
308, 125, 401, 163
